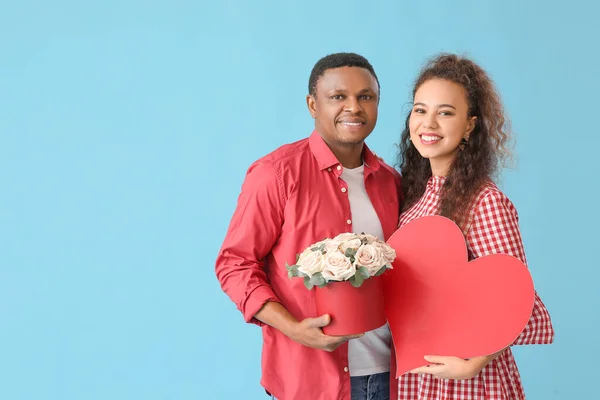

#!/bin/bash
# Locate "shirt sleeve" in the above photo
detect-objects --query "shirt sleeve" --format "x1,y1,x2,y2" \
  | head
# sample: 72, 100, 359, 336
215, 160, 284, 326
466, 191, 554, 346
394, 169, 404, 206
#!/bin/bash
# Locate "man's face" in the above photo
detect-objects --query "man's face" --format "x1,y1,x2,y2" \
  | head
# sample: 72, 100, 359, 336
307, 66, 379, 148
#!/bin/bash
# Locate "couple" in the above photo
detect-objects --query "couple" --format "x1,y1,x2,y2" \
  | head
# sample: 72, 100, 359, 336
215, 52, 554, 400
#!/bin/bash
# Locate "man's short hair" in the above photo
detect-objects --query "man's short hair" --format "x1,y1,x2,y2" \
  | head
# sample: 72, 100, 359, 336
308, 52, 380, 96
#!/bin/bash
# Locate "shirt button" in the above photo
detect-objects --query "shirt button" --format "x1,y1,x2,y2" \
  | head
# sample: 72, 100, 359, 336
344, 367, 349, 372
327, 167, 332, 172
341, 187, 347, 193
336, 165, 342, 171
346, 219, 352, 225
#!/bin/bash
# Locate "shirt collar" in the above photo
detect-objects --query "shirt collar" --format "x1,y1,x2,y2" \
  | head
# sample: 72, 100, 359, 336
308, 130, 381, 172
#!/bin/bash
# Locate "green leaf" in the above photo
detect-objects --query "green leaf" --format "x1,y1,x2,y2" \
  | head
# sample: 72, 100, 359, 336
345, 248, 357, 258
303, 276, 314, 290
287, 265, 296, 278
349, 276, 357, 287
310, 272, 326, 287
358, 266, 370, 279
287, 264, 302, 279
350, 271, 364, 288
374, 265, 388, 276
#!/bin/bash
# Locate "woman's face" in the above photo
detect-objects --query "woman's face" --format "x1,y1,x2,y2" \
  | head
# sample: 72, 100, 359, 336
409, 78, 477, 175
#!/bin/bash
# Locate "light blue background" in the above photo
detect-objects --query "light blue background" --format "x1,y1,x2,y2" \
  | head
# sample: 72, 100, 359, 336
1, 1, 597, 399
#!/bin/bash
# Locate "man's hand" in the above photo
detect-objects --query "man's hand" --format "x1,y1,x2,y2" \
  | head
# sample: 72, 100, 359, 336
254, 302, 363, 352
289, 314, 364, 352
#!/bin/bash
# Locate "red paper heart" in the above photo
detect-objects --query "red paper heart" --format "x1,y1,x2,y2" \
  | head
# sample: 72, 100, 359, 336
383, 215, 534, 377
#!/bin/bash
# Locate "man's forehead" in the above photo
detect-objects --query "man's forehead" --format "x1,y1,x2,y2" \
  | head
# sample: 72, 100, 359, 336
316, 67, 378, 91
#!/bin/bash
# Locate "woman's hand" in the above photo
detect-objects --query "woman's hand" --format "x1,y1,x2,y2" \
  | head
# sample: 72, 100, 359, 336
410, 350, 504, 380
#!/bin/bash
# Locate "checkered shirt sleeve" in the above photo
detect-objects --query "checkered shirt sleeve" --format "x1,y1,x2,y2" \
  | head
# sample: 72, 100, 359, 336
466, 190, 554, 346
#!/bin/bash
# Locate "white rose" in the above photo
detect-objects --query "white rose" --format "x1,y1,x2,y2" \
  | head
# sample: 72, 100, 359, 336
339, 238, 362, 254
323, 239, 342, 254
296, 249, 324, 277
334, 232, 358, 242
322, 251, 356, 281
374, 241, 397, 264
359, 233, 379, 244
309, 239, 327, 249
355, 244, 385, 275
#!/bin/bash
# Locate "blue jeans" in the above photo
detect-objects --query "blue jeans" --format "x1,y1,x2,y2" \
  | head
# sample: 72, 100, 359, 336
269, 371, 389, 400
351, 371, 390, 400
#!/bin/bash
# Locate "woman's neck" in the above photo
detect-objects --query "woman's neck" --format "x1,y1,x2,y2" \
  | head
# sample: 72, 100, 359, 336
429, 153, 456, 177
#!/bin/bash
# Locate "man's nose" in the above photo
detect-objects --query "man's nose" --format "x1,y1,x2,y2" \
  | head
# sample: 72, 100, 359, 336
344, 97, 363, 113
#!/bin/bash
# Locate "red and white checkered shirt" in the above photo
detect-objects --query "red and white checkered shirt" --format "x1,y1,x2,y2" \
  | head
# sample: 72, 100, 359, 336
395, 176, 554, 400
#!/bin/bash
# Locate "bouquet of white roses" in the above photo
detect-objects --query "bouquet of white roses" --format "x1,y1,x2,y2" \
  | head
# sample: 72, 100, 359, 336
286, 232, 396, 289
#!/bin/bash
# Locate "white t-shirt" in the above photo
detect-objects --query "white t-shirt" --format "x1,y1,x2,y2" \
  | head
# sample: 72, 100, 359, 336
341, 165, 391, 377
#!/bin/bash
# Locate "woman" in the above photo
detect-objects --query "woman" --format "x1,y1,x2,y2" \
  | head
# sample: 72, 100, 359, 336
395, 53, 554, 399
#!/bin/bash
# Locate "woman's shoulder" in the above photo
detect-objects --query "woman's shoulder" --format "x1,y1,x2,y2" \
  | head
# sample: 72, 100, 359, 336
469, 180, 519, 220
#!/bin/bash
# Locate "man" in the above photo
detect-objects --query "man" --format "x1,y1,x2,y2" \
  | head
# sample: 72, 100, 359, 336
215, 52, 402, 400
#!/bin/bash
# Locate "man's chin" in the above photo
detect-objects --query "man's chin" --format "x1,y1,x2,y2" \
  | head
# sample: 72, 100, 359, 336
338, 139, 366, 147
338, 132, 371, 146
336, 128, 372, 143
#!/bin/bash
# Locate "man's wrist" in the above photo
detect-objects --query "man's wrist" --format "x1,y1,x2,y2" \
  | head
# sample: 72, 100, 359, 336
255, 301, 300, 339
283, 319, 301, 341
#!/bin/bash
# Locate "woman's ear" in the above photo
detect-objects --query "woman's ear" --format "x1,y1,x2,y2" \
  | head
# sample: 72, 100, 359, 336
465, 116, 477, 139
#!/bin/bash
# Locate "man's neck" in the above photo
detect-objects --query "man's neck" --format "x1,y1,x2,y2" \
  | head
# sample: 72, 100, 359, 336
331, 144, 364, 169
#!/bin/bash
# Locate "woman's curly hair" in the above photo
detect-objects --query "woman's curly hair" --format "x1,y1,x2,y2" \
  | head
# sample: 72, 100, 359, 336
398, 53, 513, 227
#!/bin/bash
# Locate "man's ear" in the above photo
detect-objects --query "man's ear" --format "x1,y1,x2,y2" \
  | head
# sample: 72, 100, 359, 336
307, 94, 317, 118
